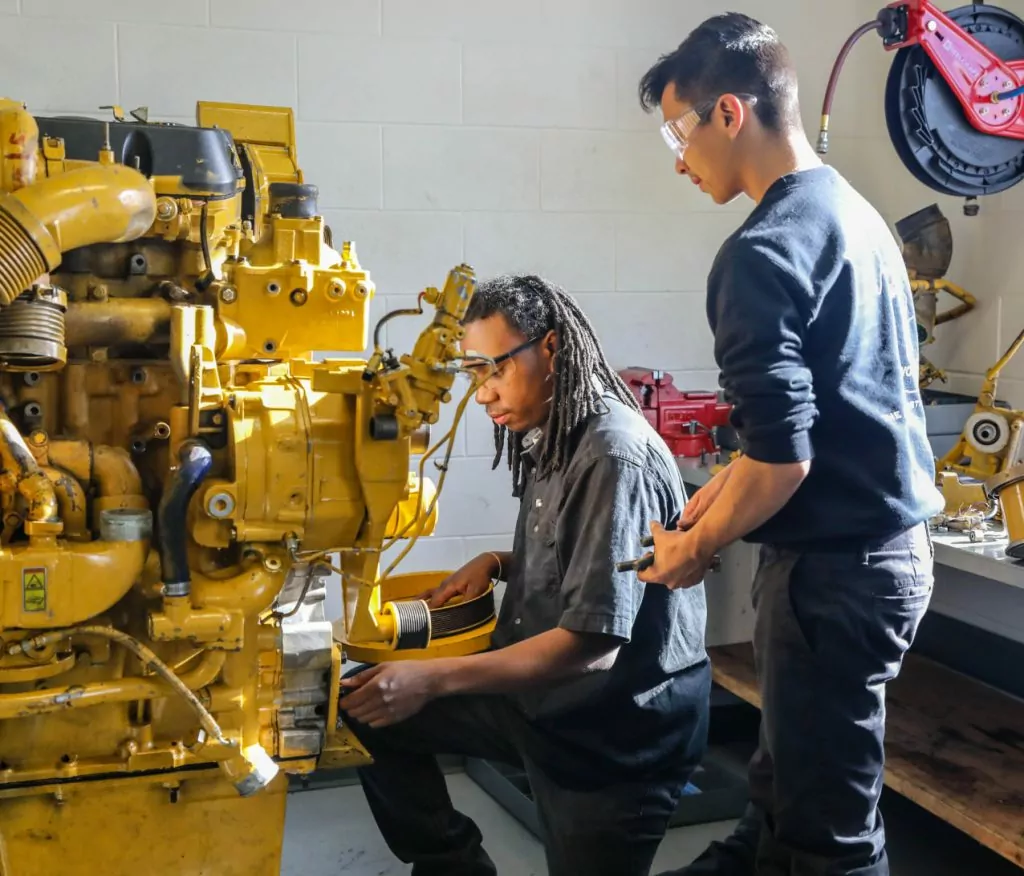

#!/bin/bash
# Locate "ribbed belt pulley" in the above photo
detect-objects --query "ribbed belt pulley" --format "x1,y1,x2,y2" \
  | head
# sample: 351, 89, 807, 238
386, 584, 496, 651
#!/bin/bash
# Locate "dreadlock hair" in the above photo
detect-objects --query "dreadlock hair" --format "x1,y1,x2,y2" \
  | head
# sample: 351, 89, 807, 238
463, 274, 640, 498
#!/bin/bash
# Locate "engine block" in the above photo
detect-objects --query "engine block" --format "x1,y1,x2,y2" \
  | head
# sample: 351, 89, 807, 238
0, 99, 490, 874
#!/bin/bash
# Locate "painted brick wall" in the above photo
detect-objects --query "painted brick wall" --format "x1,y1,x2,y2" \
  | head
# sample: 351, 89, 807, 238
0, 0, 984, 616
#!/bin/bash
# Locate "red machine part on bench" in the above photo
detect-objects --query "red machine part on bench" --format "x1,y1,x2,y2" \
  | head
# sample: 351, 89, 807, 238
619, 368, 733, 458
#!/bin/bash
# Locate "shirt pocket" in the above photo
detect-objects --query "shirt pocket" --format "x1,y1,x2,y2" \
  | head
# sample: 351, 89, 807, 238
523, 491, 563, 598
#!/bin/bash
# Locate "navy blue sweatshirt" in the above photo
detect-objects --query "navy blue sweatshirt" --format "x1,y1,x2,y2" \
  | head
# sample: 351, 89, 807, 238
707, 165, 944, 545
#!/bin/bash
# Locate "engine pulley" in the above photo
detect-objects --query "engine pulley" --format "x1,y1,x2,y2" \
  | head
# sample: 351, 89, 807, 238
884, 4, 1024, 197
965, 411, 1011, 454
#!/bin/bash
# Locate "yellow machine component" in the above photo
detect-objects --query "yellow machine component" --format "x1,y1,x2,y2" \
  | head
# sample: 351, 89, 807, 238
895, 204, 978, 390
910, 277, 977, 389
984, 464, 1024, 560
933, 329, 1024, 557
936, 329, 1024, 482
0, 98, 496, 874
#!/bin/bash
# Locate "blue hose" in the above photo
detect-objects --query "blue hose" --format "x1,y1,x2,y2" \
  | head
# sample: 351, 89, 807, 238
993, 83, 1024, 102
158, 439, 213, 598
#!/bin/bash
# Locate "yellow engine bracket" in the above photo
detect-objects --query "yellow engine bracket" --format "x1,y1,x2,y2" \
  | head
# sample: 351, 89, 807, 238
937, 328, 1024, 481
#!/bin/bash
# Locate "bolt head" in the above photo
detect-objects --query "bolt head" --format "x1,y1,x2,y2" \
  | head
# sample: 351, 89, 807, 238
220, 287, 238, 304
156, 198, 178, 221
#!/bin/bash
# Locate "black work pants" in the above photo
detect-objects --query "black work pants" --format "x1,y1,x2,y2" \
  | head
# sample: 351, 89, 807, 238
659, 524, 934, 876
345, 687, 699, 876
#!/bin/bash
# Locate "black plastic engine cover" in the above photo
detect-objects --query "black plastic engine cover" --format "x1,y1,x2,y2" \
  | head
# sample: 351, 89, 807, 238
35, 115, 244, 198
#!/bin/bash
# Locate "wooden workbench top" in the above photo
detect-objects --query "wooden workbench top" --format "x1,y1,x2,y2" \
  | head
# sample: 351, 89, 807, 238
707, 643, 1024, 869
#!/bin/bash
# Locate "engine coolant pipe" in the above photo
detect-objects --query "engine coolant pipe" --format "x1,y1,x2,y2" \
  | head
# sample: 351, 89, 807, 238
158, 439, 213, 599
0, 160, 156, 307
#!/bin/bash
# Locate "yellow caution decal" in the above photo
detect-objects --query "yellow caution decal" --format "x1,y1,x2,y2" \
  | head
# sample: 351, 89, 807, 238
22, 567, 47, 612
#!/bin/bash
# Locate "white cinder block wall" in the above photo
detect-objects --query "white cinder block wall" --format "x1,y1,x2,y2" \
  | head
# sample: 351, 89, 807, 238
0, 0, 1006, 612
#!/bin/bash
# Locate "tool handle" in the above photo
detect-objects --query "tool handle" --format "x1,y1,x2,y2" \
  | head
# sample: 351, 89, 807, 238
615, 554, 655, 573
640, 520, 693, 548
615, 554, 722, 574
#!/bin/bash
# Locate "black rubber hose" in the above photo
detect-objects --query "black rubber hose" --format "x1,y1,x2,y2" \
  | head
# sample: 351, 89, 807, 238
158, 439, 213, 598
372, 292, 426, 350
195, 202, 216, 292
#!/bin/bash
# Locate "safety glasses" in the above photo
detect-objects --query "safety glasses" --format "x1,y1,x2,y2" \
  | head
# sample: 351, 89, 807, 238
660, 93, 759, 160
461, 335, 544, 387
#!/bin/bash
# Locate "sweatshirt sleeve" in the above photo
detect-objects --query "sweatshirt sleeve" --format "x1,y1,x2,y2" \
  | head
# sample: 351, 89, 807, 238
707, 243, 818, 464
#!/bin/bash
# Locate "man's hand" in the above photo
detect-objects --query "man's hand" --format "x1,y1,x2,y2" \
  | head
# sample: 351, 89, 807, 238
419, 553, 498, 609
636, 521, 716, 590
338, 662, 444, 728
680, 464, 733, 529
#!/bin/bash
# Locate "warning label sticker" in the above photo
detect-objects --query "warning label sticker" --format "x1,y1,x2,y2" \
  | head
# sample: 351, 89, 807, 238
22, 567, 46, 612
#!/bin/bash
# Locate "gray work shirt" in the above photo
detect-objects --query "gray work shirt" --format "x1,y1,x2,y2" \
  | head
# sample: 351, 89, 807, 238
493, 395, 710, 781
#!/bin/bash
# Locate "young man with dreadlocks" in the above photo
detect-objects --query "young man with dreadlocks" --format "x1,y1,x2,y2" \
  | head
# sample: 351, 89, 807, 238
338, 274, 712, 876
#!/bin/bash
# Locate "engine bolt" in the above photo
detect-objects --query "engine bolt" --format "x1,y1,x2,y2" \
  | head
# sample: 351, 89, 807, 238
207, 491, 235, 519
220, 286, 238, 304
156, 198, 178, 221
290, 288, 308, 306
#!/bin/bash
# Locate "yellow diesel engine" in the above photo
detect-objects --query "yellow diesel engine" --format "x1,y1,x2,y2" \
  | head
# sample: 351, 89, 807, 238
0, 99, 495, 874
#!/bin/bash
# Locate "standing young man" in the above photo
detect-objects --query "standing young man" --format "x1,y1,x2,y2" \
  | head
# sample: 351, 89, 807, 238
635, 13, 944, 876
338, 274, 712, 876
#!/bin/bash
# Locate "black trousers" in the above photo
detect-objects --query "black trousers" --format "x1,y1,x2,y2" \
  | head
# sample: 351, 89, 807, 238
659, 525, 934, 876
345, 687, 701, 876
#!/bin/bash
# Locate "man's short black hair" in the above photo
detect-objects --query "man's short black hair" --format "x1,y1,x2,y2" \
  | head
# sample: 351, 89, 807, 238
638, 12, 801, 132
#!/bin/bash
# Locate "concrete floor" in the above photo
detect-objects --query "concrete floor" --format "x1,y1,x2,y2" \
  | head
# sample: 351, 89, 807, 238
280, 772, 1020, 875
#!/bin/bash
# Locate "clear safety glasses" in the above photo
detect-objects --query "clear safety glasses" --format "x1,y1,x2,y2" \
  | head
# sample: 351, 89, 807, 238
660, 93, 759, 160
460, 335, 543, 388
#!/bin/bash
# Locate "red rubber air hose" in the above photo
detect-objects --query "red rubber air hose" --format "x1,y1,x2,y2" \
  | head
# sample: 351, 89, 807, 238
818, 20, 882, 154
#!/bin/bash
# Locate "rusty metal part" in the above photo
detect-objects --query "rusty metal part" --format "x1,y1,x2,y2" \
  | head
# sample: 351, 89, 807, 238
40, 464, 88, 541
46, 439, 143, 499
64, 297, 171, 347
0, 407, 58, 525
897, 203, 953, 281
